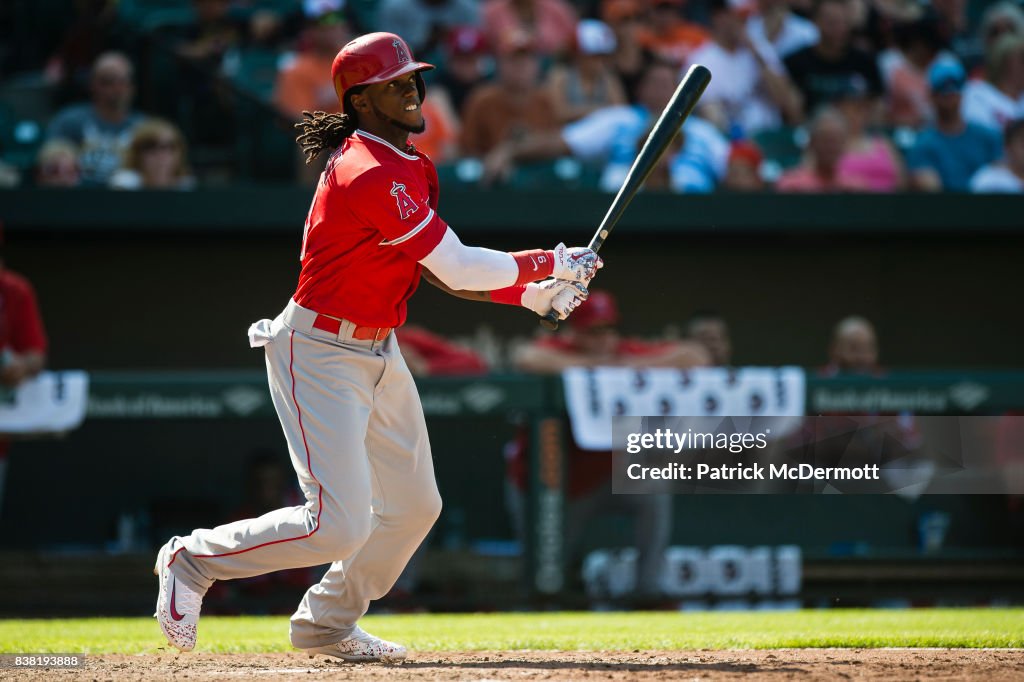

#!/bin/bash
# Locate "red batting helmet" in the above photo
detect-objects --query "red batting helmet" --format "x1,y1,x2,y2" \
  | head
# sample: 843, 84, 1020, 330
331, 32, 434, 112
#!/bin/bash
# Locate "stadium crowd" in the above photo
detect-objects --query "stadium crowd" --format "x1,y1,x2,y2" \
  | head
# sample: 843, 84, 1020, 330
0, 0, 1022, 192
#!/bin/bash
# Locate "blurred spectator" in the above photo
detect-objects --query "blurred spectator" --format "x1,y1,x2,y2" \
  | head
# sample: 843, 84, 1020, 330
0, 246, 48, 517
962, 33, 1024, 133
636, 0, 709, 66
687, 310, 733, 366
396, 326, 488, 375
436, 26, 492, 117
459, 32, 559, 156
601, 0, 656, 102
411, 91, 461, 162
273, 7, 352, 120
824, 315, 877, 374
176, 0, 246, 69
970, 118, 1024, 193
834, 78, 904, 191
783, 0, 883, 118
481, 0, 578, 58
44, 0, 127, 105
776, 106, 871, 191
46, 52, 144, 186
483, 60, 729, 191
906, 58, 1003, 191
880, 13, 947, 128
377, 0, 480, 57
34, 141, 81, 188
511, 291, 708, 602
932, 0, 972, 66
722, 139, 765, 190
544, 19, 628, 124
977, 2, 1024, 65
109, 118, 196, 190
688, 0, 803, 136
746, 0, 819, 59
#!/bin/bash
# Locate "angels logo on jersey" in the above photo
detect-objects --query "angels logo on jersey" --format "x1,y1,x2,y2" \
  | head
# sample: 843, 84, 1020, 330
390, 181, 420, 220
393, 39, 410, 64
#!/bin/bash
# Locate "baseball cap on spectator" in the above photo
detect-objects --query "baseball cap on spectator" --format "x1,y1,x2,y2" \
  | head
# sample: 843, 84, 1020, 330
576, 19, 617, 55
304, 0, 345, 23
729, 140, 763, 168
572, 291, 621, 331
601, 0, 644, 23
447, 26, 488, 55
927, 57, 966, 94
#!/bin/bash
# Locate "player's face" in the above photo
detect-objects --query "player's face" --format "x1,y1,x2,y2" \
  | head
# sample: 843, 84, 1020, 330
361, 73, 426, 134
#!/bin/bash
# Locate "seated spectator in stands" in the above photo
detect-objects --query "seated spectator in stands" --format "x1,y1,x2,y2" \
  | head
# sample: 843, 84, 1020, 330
688, 0, 802, 136
722, 139, 765, 191
823, 315, 878, 375
482, 60, 729, 190
747, 0, 819, 59
459, 31, 559, 157
906, 58, 1003, 191
35, 140, 81, 188
970, 118, 1024, 193
601, 0, 656, 102
411, 91, 461, 162
783, 0, 884, 119
377, 0, 479, 58
687, 310, 732, 366
177, 0, 246, 69
636, 0, 709, 66
273, 6, 351, 120
962, 33, 1024, 133
776, 106, 871, 191
46, 52, 144, 186
396, 327, 488, 376
835, 78, 905, 191
880, 13, 947, 128
109, 118, 196, 190
510, 291, 707, 602
544, 19, 628, 124
481, 0, 578, 58
977, 2, 1024, 70
437, 26, 492, 117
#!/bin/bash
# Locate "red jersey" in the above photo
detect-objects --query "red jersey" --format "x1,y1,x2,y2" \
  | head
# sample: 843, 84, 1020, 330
294, 130, 448, 327
0, 269, 47, 355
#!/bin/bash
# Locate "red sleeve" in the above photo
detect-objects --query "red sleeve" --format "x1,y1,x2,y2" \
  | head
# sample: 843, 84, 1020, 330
10, 277, 47, 354
350, 167, 447, 262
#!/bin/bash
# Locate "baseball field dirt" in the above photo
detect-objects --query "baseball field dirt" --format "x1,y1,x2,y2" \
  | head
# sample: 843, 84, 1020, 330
8, 649, 1024, 681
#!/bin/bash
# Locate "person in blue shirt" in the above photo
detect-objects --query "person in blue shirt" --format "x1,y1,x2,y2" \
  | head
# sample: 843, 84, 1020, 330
907, 57, 1003, 191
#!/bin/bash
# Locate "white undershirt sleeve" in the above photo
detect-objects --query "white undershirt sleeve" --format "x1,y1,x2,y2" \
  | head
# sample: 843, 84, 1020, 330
419, 227, 519, 291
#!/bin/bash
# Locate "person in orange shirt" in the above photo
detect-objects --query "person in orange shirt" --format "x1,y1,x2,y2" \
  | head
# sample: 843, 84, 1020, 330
636, 0, 709, 66
272, 8, 351, 119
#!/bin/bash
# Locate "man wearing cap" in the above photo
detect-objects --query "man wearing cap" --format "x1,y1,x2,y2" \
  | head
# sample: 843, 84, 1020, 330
544, 19, 628, 124
907, 57, 1003, 191
152, 32, 601, 661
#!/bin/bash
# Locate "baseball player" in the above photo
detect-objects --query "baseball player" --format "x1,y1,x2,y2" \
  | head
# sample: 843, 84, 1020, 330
153, 32, 601, 662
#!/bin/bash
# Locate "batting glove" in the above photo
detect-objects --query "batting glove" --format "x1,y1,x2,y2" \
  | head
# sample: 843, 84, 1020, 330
551, 243, 603, 283
522, 279, 589, 320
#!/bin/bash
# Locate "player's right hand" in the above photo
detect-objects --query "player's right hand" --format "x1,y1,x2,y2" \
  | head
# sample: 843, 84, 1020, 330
552, 243, 603, 283
522, 279, 589, 320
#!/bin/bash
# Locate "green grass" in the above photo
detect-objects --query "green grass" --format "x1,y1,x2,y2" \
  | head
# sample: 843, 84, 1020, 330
1, 610, 1022, 654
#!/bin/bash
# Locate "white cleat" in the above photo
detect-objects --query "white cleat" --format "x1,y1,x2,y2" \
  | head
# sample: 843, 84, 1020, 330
153, 541, 204, 652
304, 626, 408, 663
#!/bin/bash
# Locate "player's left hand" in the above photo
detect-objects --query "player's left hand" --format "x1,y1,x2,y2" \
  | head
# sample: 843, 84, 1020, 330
552, 243, 603, 283
522, 279, 589, 319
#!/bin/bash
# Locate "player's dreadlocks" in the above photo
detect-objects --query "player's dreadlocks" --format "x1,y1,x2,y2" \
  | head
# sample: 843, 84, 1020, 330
294, 110, 358, 165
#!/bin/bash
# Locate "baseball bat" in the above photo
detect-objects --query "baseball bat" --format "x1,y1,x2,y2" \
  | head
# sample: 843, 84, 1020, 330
539, 64, 712, 330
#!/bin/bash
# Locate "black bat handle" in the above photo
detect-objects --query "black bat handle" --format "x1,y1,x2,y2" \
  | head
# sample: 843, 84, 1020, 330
540, 311, 560, 330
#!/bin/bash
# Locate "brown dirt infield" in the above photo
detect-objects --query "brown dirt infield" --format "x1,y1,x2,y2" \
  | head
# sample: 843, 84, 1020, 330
8, 649, 1023, 681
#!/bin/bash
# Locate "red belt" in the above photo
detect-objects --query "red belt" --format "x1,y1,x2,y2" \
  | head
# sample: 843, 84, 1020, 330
312, 314, 392, 342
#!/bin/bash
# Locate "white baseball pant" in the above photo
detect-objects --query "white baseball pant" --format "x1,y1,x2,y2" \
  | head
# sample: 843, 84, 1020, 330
166, 299, 442, 648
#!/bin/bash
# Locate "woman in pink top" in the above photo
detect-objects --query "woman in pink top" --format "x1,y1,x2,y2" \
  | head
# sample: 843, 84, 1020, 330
777, 107, 872, 191
835, 82, 905, 191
